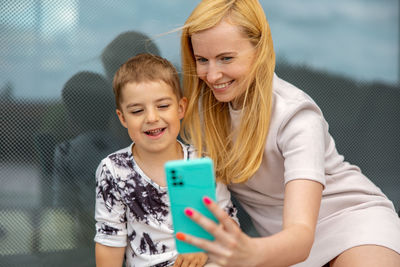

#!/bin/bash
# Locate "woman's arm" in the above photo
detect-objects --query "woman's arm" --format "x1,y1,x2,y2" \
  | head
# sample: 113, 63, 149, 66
95, 243, 125, 267
265, 179, 323, 265
177, 179, 323, 267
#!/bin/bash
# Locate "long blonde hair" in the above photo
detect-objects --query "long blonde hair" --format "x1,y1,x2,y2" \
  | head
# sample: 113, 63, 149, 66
181, 0, 275, 184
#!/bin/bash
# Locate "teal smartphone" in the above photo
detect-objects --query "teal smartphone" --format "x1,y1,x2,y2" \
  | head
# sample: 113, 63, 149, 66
165, 157, 217, 253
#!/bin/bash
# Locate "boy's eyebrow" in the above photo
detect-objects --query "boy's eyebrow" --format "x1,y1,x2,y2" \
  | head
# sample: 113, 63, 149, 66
126, 103, 141, 108
125, 97, 174, 108
156, 97, 174, 102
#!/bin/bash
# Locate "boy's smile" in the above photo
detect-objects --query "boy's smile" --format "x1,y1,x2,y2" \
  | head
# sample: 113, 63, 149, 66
116, 80, 186, 156
144, 127, 166, 138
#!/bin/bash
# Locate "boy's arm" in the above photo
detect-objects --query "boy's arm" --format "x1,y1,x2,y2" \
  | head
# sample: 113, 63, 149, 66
95, 243, 125, 267
94, 161, 128, 266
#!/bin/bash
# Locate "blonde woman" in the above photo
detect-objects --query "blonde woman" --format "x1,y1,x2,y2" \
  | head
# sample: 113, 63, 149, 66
177, 0, 400, 266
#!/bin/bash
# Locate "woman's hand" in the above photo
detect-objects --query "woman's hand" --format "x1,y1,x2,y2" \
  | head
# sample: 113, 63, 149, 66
173, 252, 208, 267
176, 197, 262, 267
176, 182, 322, 267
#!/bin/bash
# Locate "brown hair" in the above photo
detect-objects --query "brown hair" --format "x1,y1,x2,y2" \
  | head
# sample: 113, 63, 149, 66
112, 53, 182, 109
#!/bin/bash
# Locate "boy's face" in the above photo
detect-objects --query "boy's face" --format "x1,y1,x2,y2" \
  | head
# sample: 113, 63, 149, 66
116, 80, 186, 155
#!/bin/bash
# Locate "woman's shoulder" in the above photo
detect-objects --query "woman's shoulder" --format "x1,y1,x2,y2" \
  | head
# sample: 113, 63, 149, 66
270, 74, 325, 130
272, 74, 316, 106
273, 74, 323, 113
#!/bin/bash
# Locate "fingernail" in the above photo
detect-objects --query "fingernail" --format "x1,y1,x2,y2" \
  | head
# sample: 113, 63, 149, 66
203, 196, 212, 205
184, 208, 193, 217
176, 232, 186, 241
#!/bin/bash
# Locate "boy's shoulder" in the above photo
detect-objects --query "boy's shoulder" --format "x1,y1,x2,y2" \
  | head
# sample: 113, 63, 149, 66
100, 144, 133, 168
179, 141, 197, 159
109, 144, 131, 156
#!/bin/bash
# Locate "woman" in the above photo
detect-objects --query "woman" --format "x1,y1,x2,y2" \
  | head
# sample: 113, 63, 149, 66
177, 0, 400, 266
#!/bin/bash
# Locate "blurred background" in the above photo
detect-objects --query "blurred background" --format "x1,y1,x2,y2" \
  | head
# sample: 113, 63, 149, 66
1, 0, 399, 266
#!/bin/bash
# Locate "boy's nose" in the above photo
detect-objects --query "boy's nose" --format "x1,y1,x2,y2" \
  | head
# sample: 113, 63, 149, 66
146, 109, 160, 122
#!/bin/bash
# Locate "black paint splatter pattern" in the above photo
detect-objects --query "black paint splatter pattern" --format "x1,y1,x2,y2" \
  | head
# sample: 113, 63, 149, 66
94, 142, 238, 267
120, 170, 169, 224
98, 224, 120, 235
153, 260, 173, 267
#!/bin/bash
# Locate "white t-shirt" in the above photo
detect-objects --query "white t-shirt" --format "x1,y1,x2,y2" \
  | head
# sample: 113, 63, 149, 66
94, 142, 238, 267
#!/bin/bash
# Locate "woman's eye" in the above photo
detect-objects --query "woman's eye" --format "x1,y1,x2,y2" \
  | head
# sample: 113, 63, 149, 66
196, 57, 208, 64
221, 56, 232, 62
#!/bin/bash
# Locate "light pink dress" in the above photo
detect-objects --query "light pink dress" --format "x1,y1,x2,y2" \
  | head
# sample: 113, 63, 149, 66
228, 74, 400, 267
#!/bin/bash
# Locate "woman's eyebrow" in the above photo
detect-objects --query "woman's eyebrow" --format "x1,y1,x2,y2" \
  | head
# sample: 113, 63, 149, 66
216, 52, 236, 57
193, 51, 237, 57
194, 52, 236, 58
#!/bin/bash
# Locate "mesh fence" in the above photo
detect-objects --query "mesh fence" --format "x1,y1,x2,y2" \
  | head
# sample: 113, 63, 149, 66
1, 1, 399, 266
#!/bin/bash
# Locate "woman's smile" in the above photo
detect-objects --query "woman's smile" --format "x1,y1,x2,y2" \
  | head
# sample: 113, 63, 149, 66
212, 80, 234, 90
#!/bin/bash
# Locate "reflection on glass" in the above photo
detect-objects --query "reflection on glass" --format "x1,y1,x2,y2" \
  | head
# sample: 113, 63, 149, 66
0, 1, 399, 266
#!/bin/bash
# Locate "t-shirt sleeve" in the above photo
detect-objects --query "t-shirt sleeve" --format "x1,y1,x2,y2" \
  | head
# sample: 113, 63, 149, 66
215, 182, 240, 225
277, 103, 326, 188
94, 160, 128, 247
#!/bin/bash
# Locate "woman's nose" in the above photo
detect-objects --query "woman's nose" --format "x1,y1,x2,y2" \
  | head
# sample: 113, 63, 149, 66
206, 64, 223, 84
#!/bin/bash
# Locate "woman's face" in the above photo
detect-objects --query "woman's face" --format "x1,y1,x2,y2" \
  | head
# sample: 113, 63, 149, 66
191, 19, 256, 109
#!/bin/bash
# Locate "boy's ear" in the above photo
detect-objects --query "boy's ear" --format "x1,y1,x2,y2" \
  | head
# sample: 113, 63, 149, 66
116, 109, 128, 129
178, 97, 187, 120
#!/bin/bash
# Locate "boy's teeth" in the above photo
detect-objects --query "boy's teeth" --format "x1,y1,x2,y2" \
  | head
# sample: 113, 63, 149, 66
147, 128, 163, 135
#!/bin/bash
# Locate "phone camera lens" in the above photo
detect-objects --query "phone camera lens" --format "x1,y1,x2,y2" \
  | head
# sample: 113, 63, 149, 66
179, 182, 183, 185
172, 176, 176, 180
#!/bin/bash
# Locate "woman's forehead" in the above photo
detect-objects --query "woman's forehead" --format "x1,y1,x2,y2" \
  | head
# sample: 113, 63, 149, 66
191, 21, 254, 57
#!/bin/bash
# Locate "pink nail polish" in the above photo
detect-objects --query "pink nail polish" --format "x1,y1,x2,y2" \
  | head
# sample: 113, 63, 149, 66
203, 196, 212, 205
184, 208, 193, 216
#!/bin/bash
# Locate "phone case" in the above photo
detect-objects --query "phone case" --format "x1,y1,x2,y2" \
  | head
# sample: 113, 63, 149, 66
165, 157, 217, 253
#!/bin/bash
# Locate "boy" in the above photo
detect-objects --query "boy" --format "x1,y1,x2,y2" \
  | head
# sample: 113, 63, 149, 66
94, 53, 238, 267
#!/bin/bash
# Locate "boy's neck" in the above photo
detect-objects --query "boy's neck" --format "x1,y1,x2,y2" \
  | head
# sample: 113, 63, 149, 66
132, 141, 183, 186
132, 141, 183, 162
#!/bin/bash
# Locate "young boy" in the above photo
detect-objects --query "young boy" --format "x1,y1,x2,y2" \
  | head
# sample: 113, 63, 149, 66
94, 53, 238, 267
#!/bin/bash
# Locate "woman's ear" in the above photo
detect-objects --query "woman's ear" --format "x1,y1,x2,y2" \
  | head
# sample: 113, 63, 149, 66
116, 109, 128, 129
178, 97, 188, 120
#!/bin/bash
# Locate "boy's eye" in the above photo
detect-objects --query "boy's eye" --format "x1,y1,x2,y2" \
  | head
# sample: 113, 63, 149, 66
131, 109, 143, 114
158, 104, 170, 109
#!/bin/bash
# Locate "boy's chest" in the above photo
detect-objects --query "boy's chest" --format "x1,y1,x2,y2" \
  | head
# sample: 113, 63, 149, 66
140, 167, 166, 187
119, 176, 171, 225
